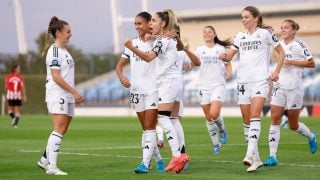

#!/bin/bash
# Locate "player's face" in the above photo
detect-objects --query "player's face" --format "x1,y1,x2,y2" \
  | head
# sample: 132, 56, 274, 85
203, 27, 215, 43
241, 10, 257, 30
57, 25, 72, 44
280, 21, 295, 40
134, 16, 150, 38
150, 14, 163, 35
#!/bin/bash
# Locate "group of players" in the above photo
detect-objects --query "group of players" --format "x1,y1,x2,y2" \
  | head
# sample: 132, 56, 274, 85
116, 5, 318, 174
31, 5, 317, 176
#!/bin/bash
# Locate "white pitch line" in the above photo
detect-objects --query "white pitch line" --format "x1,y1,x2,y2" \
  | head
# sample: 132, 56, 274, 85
19, 149, 320, 168
59, 142, 308, 151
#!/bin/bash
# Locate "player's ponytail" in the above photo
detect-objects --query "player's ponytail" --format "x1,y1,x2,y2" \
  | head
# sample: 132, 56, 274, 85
41, 16, 68, 57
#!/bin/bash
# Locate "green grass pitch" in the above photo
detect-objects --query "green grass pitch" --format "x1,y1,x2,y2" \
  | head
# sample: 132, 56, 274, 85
0, 115, 319, 179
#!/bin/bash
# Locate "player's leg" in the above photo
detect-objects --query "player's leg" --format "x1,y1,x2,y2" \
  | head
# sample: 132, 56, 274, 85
288, 109, 317, 154
264, 105, 283, 166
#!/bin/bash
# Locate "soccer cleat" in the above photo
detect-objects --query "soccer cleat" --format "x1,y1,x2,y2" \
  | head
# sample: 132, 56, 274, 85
243, 155, 253, 166
157, 140, 164, 148
183, 162, 189, 170
220, 130, 228, 144
156, 159, 165, 172
172, 153, 190, 174
165, 156, 180, 172
46, 167, 68, 175
263, 156, 278, 166
134, 163, 148, 174
309, 131, 317, 154
247, 160, 263, 172
213, 144, 221, 154
37, 160, 49, 171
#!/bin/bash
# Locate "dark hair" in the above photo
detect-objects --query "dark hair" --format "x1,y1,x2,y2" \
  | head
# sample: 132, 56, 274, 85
155, 9, 178, 32
283, 19, 300, 31
10, 64, 19, 73
136, 11, 152, 21
243, 6, 273, 30
204, 26, 231, 47
41, 16, 69, 57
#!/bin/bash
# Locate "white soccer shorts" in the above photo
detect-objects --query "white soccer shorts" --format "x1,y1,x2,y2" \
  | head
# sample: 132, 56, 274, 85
47, 98, 75, 117
131, 91, 158, 112
237, 80, 269, 104
270, 86, 303, 110
199, 85, 225, 105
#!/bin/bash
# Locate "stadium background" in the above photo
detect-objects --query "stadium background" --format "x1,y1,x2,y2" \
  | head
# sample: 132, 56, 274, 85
0, 0, 319, 116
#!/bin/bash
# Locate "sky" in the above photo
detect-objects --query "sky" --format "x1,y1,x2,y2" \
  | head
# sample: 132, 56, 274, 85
1, 0, 318, 55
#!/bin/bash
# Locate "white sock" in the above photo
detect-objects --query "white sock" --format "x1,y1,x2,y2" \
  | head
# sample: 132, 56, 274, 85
141, 131, 145, 153
296, 122, 313, 140
171, 117, 185, 151
243, 123, 250, 143
206, 120, 219, 145
246, 119, 261, 161
153, 146, 162, 162
268, 125, 280, 157
156, 124, 164, 142
47, 131, 63, 169
158, 115, 181, 157
142, 130, 157, 167
214, 116, 225, 132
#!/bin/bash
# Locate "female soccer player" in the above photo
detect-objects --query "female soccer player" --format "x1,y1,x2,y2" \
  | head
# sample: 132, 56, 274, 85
116, 11, 165, 174
124, 9, 190, 174
37, 16, 85, 175
220, 6, 285, 172
5, 64, 27, 128
195, 25, 232, 154
263, 19, 317, 166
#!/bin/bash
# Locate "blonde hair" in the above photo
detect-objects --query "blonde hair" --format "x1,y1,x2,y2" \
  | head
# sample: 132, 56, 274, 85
156, 9, 178, 32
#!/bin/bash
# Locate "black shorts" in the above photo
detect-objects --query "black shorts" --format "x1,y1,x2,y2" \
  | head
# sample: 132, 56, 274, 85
8, 100, 22, 106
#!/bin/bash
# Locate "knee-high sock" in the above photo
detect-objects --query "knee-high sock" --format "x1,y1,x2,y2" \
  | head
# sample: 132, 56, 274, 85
158, 115, 181, 157
156, 124, 164, 142
296, 122, 313, 140
268, 125, 280, 157
246, 119, 261, 161
243, 123, 250, 143
47, 131, 63, 169
206, 120, 219, 145
171, 117, 185, 153
153, 145, 163, 162
142, 130, 157, 167
214, 116, 225, 132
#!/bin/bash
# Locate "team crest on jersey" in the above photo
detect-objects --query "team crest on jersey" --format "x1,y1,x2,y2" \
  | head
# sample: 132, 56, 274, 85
289, 46, 293, 51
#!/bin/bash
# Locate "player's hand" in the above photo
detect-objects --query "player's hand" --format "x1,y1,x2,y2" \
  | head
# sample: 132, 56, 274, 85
120, 76, 131, 88
219, 52, 227, 61
123, 38, 132, 49
271, 71, 280, 82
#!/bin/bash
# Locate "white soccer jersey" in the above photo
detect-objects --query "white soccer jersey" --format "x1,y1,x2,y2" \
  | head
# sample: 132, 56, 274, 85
122, 37, 157, 95
196, 44, 227, 90
177, 51, 191, 75
275, 38, 313, 90
152, 36, 180, 80
232, 28, 280, 83
45, 44, 75, 102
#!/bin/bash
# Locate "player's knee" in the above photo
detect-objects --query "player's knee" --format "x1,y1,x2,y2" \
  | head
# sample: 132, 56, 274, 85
208, 111, 220, 120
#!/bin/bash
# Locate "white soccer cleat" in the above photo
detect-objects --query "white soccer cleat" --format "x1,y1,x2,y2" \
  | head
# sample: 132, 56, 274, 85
247, 160, 263, 172
46, 167, 68, 175
242, 155, 253, 166
37, 160, 49, 171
